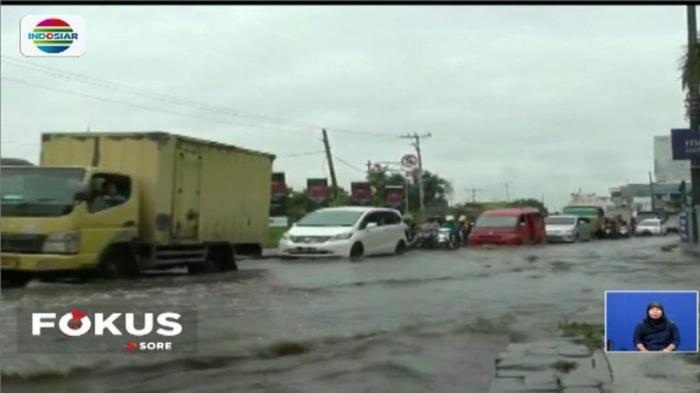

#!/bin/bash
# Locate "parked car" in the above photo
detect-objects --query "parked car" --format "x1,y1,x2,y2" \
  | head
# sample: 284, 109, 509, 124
634, 218, 667, 236
279, 207, 407, 259
545, 215, 592, 243
468, 208, 545, 246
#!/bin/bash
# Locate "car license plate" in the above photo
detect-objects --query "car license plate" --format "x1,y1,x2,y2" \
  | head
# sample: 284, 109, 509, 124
1, 256, 19, 268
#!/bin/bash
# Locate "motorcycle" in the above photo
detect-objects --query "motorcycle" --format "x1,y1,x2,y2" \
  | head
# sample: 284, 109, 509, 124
437, 227, 461, 250
415, 229, 438, 249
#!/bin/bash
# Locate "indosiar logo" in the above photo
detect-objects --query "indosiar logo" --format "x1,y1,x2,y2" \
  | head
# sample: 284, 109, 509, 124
20, 15, 86, 57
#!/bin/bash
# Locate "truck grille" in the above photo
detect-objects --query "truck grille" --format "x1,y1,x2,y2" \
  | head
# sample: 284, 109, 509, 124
1, 233, 46, 254
290, 236, 330, 244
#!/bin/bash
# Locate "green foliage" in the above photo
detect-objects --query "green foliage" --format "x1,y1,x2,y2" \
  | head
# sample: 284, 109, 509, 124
366, 168, 452, 213
558, 321, 604, 351
681, 44, 700, 91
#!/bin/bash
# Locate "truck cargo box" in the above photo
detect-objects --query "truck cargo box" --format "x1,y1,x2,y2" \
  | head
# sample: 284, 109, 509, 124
41, 132, 274, 247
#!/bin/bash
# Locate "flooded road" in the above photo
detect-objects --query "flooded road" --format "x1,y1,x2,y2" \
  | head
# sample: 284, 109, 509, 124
2, 237, 699, 393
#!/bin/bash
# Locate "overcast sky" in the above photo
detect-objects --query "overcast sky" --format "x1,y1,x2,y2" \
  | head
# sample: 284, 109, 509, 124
0, 6, 691, 210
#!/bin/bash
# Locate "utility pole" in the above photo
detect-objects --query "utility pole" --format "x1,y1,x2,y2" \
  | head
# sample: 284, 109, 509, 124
649, 171, 656, 212
465, 187, 482, 203
366, 160, 372, 175
401, 132, 431, 213
687, 5, 700, 242
321, 129, 338, 204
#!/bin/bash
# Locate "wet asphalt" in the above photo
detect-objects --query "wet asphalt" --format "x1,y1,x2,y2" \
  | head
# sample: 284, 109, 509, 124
1, 236, 698, 393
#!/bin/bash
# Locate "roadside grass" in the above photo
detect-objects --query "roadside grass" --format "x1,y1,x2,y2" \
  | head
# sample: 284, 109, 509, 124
557, 321, 605, 352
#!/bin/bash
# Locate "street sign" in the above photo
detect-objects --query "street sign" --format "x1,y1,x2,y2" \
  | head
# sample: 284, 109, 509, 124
679, 209, 689, 243
401, 154, 418, 168
671, 128, 700, 160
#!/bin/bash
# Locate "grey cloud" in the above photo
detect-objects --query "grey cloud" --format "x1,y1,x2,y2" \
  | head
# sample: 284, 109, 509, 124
1, 6, 690, 210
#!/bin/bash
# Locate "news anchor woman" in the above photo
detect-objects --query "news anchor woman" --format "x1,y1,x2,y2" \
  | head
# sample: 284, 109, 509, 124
634, 302, 680, 352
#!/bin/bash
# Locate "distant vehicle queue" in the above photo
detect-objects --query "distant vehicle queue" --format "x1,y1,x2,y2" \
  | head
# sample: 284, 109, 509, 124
278, 203, 670, 259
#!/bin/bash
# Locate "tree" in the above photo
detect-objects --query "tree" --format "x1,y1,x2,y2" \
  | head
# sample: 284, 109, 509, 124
366, 167, 453, 213
410, 170, 453, 210
285, 186, 352, 223
681, 38, 700, 122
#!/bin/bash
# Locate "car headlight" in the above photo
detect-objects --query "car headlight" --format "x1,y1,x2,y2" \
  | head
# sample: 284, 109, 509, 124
43, 230, 80, 254
330, 232, 353, 241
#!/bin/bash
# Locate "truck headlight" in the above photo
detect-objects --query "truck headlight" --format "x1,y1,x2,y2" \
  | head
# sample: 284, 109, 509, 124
330, 232, 353, 241
43, 230, 80, 254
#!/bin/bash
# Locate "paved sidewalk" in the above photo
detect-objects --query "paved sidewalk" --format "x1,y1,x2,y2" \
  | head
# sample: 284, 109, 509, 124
488, 339, 699, 393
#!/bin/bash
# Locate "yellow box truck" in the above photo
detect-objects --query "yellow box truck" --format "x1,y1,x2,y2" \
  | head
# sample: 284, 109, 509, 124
1, 132, 274, 285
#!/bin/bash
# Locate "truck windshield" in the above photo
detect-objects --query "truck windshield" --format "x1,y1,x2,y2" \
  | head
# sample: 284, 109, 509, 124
562, 206, 599, 217
545, 216, 576, 225
1, 168, 85, 217
475, 216, 518, 228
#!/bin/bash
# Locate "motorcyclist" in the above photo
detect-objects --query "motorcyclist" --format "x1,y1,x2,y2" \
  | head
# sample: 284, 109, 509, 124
458, 215, 471, 246
416, 216, 441, 249
403, 214, 416, 242
441, 215, 461, 246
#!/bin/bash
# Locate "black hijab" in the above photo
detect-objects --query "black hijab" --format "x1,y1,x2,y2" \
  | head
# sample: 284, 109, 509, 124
640, 301, 668, 335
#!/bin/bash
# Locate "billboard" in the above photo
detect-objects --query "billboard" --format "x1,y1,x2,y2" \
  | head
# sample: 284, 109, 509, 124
671, 129, 700, 160
306, 178, 329, 210
351, 182, 373, 206
269, 172, 287, 216
385, 185, 405, 211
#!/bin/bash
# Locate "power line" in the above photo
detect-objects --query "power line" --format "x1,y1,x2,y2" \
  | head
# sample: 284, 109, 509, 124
278, 150, 326, 157
1, 55, 401, 139
332, 154, 366, 174
0, 55, 316, 134
1, 76, 310, 136
465, 187, 483, 203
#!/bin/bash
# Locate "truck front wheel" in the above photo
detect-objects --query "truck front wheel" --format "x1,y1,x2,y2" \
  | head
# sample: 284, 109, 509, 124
209, 245, 238, 272
98, 245, 140, 279
2, 272, 32, 287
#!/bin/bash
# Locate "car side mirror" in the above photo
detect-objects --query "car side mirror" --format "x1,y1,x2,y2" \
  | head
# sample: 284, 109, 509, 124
366, 222, 378, 230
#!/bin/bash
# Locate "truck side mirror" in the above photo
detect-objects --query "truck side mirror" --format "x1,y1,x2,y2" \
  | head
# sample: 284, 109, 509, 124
74, 187, 91, 202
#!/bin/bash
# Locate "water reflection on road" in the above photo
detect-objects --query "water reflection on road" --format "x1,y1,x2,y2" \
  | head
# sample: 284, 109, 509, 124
2, 237, 698, 393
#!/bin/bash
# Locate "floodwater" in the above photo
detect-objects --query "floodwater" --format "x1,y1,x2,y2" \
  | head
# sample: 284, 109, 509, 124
2, 237, 698, 393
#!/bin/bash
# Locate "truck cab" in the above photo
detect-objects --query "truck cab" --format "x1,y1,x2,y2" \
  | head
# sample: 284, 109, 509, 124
562, 205, 606, 238
1, 165, 139, 285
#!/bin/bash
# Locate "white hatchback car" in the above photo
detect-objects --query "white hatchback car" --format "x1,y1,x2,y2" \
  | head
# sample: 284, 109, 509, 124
545, 214, 592, 243
279, 207, 407, 259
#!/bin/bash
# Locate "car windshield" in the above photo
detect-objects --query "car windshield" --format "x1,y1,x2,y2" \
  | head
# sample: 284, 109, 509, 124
475, 215, 518, 228
296, 210, 364, 227
1, 168, 85, 217
546, 217, 576, 225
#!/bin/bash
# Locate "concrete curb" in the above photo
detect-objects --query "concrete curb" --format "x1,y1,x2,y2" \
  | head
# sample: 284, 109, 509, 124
681, 243, 700, 257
